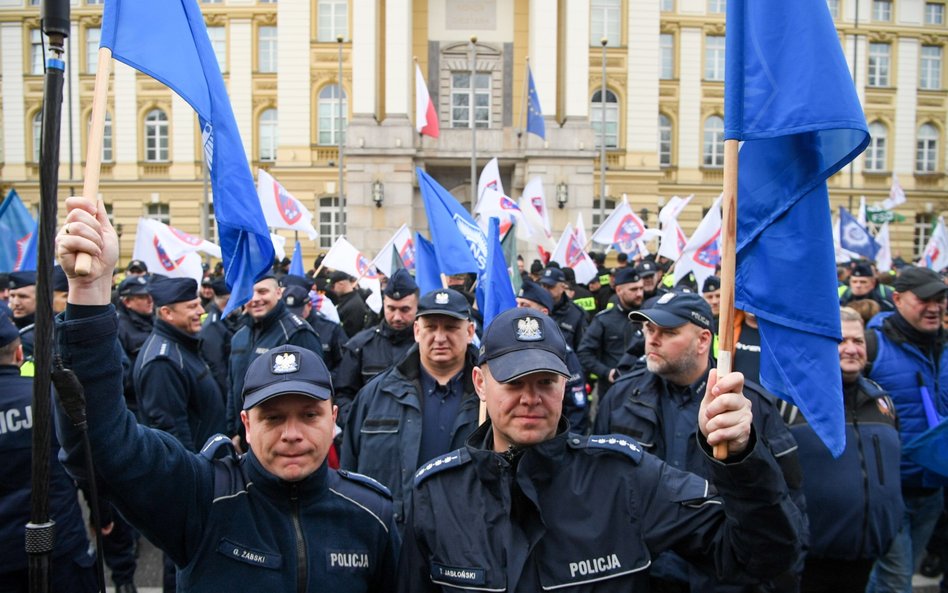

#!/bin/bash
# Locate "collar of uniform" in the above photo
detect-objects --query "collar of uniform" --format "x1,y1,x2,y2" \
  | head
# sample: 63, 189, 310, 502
394, 344, 479, 395
243, 449, 330, 503
12, 312, 35, 330
123, 307, 155, 329
465, 417, 571, 484
0, 364, 21, 377
154, 318, 201, 351
379, 321, 414, 343
656, 361, 710, 406
254, 299, 287, 330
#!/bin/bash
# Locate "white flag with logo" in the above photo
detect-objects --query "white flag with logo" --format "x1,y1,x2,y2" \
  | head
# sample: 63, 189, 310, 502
919, 217, 948, 271
132, 218, 210, 283
475, 157, 506, 214
591, 199, 660, 254
551, 223, 599, 285
876, 222, 892, 273
322, 236, 382, 313
673, 195, 722, 291
658, 195, 692, 261
882, 174, 906, 209
372, 224, 416, 277
257, 169, 319, 240
521, 177, 552, 235
517, 196, 556, 251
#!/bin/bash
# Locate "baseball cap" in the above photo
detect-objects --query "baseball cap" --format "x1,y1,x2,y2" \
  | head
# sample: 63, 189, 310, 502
538, 267, 566, 287
630, 291, 714, 332
118, 275, 150, 297
851, 263, 874, 278
383, 269, 418, 300
478, 308, 569, 382
149, 276, 198, 307
517, 281, 554, 312
614, 267, 641, 287
283, 285, 309, 315
416, 288, 471, 320
702, 275, 721, 294
635, 261, 658, 278
8, 271, 37, 289
894, 266, 948, 300
126, 259, 148, 274
241, 345, 333, 410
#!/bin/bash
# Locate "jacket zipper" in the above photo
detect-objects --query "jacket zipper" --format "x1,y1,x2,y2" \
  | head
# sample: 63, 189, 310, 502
290, 483, 307, 593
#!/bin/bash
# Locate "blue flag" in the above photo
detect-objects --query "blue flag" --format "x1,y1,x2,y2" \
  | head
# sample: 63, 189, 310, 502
289, 240, 305, 277
526, 67, 545, 140
839, 206, 880, 260
414, 232, 443, 296
479, 218, 517, 329
417, 168, 486, 276
102, 0, 274, 316
726, 0, 869, 457
18, 222, 38, 272
0, 189, 37, 272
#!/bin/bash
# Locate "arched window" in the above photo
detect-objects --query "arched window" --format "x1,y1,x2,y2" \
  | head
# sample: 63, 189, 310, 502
32, 111, 43, 162
259, 108, 278, 161
318, 85, 347, 146
144, 109, 169, 162
916, 123, 939, 173
591, 89, 618, 149
865, 121, 887, 172
659, 114, 673, 167
703, 115, 724, 168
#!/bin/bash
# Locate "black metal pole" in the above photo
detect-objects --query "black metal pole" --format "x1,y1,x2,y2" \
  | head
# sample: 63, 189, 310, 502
27, 2, 69, 592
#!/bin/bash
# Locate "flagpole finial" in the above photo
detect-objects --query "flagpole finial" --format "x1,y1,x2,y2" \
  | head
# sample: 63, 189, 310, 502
336, 34, 344, 43
470, 35, 477, 44
600, 37, 608, 47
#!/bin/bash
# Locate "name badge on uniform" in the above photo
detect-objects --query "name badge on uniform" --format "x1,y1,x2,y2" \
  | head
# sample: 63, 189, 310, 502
217, 539, 282, 570
430, 563, 488, 587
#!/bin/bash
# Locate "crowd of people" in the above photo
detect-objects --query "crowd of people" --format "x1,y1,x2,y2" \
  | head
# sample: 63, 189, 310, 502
1, 198, 946, 593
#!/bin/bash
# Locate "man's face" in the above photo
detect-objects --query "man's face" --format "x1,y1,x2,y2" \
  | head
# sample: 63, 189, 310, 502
247, 279, 282, 320
838, 319, 868, 382
383, 293, 418, 331
241, 393, 337, 482
122, 294, 154, 316
160, 298, 204, 335
615, 281, 645, 309
9, 286, 36, 319
414, 314, 474, 369
893, 290, 947, 333
544, 282, 565, 301
332, 279, 354, 296
474, 365, 565, 451
641, 274, 658, 294
849, 275, 875, 297
643, 321, 709, 384
200, 284, 214, 299
703, 289, 721, 316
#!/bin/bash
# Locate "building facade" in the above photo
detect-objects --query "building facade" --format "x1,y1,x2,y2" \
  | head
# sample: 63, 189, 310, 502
0, 0, 945, 267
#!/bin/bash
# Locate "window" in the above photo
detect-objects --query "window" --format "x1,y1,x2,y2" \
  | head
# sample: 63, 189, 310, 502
318, 85, 347, 145
202, 0, 223, 3
258, 108, 278, 161
827, 0, 840, 19
865, 121, 888, 172
207, 27, 226, 72
703, 116, 725, 167
590, 0, 621, 47
86, 0, 103, 4
661, 0, 675, 11
147, 203, 170, 225
916, 124, 939, 173
868, 43, 891, 87
873, 0, 892, 21
660, 34, 674, 80
708, 0, 726, 13
89, 111, 113, 163
30, 29, 44, 75
926, 2, 945, 24
144, 109, 169, 162
32, 111, 42, 162
915, 213, 935, 260
317, 0, 349, 42
659, 114, 673, 167
705, 35, 725, 81
920, 46, 942, 90
591, 89, 618, 149
591, 199, 617, 229
319, 196, 345, 249
450, 72, 491, 129
258, 26, 277, 73
86, 27, 101, 74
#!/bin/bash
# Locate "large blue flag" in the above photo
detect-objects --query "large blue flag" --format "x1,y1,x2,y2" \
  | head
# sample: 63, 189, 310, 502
414, 232, 443, 296
526, 67, 545, 140
479, 218, 517, 329
726, 0, 869, 457
18, 223, 38, 272
417, 168, 486, 276
102, 0, 273, 315
289, 240, 305, 277
839, 206, 880, 260
0, 190, 37, 272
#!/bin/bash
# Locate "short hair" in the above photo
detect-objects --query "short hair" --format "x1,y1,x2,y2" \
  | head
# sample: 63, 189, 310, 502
840, 305, 871, 327
0, 338, 21, 363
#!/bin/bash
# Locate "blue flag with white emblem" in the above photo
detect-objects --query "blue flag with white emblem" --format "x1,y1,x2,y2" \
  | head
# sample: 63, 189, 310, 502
726, 0, 869, 456
0, 189, 37, 272
417, 168, 486, 276
101, 0, 274, 316
839, 206, 880, 260
526, 66, 545, 140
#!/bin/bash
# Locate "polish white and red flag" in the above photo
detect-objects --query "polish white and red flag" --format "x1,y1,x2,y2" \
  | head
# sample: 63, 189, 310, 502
415, 63, 440, 138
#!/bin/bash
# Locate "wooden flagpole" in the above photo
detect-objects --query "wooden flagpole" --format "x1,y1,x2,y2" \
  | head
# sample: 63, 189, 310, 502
73, 47, 112, 276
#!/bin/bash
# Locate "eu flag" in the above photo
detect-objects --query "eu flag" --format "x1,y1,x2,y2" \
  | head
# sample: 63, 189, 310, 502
526, 67, 545, 140
726, 0, 869, 456
0, 189, 37, 272
102, 0, 274, 316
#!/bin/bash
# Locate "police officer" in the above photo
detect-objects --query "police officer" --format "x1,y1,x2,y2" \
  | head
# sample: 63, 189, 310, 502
637, 259, 665, 300
281, 274, 349, 374
538, 267, 587, 352
701, 275, 721, 325
200, 280, 240, 402
227, 276, 322, 443
397, 306, 804, 592
335, 269, 419, 426
782, 307, 902, 593
8, 271, 36, 359
577, 267, 645, 390
117, 275, 153, 411
0, 311, 97, 593
328, 271, 378, 338
340, 288, 480, 526
54, 202, 400, 593
840, 263, 894, 312
594, 291, 806, 592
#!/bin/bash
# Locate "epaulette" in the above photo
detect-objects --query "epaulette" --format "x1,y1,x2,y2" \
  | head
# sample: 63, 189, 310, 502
140, 335, 183, 369
287, 313, 307, 328
414, 448, 470, 487
337, 469, 392, 498
578, 434, 644, 464
200, 433, 239, 461
593, 308, 611, 318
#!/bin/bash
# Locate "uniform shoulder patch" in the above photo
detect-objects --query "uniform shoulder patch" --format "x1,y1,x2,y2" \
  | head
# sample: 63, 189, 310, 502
581, 434, 644, 464
414, 448, 470, 486
337, 469, 392, 498
200, 433, 239, 461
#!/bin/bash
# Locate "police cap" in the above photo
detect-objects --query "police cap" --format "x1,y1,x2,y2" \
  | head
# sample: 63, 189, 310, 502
478, 308, 569, 383
8, 271, 36, 289
118, 275, 150, 297
702, 275, 721, 294
383, 269, 418, 300
631, 291, 714, 332
242, 344, 333, 410
210, 279, 230, 297
417, 288, 471, 320
517, 281, 554, 312
283, 285, 309, 315
538, 267, 566, 287
614, 267, 641, 287
126, 259, 148, 274
851, 263, 874, 278
634, 261, 658, 278
150, 276, 198, 307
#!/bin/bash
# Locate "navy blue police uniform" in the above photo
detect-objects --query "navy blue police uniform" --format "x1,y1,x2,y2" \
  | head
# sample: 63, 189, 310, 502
8, 271, 36, 360
199, 280, 241, 402
279, 275, 350, 373
116, 275, 154, 412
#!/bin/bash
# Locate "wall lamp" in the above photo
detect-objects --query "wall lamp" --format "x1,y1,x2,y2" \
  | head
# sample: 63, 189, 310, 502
372, 180, 384, 208
556, 182, 568, 209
